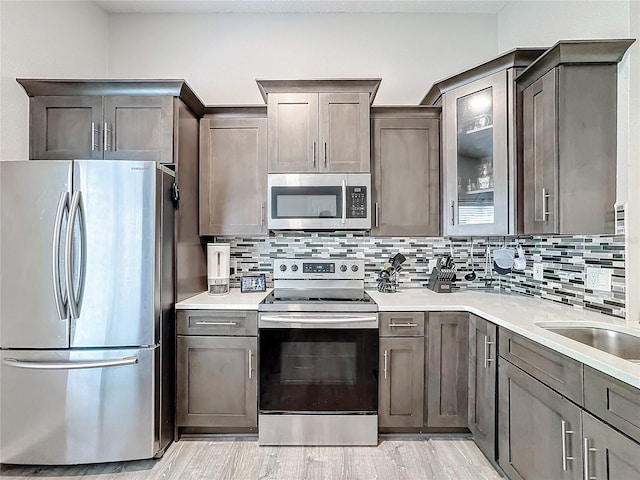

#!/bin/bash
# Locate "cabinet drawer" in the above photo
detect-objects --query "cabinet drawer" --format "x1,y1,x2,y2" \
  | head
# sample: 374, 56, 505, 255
499, 330, 583, 405
585, 366, 640, 444
379, 312, 425, 337
177, 310, 257, 336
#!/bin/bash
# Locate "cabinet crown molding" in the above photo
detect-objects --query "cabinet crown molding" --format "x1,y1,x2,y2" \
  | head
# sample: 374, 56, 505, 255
515, 38, 636, 90
16, 78, 206, 117
420, 47, 547, 106
255, 79, 381, 105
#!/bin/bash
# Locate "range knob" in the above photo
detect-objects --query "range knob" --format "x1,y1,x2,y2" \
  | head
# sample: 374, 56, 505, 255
291, 264, 299, 272
340, 264, 348, 272
279, 264, 287, 272
351, 265, 359, 272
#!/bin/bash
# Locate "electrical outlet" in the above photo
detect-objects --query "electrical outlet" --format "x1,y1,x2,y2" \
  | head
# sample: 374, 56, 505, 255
586, 267, 611, 292
533, 263, 544, 281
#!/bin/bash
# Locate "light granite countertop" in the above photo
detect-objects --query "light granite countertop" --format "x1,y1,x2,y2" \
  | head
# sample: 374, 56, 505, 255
176, 287, 640, 390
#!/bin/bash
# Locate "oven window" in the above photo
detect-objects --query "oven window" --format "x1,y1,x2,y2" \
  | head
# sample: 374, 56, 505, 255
271, 186, 342, 219
260, 328, 378, 413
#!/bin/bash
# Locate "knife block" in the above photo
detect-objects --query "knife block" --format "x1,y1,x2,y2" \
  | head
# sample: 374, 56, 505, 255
426, 258, 455, 293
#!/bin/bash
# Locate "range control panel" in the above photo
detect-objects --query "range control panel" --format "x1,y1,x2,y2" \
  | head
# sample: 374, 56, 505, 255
346, 186, 367, 218
274, 258, 365, 280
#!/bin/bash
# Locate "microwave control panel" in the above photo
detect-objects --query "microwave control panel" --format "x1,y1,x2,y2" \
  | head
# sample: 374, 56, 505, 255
347, 186, 367, 218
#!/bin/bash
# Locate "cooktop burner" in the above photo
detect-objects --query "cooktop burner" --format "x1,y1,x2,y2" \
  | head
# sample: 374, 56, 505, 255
259, 291, 377, 313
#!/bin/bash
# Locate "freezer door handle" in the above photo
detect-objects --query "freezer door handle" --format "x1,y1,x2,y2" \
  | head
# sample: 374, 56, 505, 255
2, 356, 139, 370
52, 191, 69, 321
65, 191, 86, 320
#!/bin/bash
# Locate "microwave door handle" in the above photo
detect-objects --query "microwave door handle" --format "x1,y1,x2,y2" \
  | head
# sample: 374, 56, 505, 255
341, 179, 347, 224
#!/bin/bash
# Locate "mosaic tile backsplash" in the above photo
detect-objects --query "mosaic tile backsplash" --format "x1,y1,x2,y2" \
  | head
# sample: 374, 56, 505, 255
211, 232, 625, 319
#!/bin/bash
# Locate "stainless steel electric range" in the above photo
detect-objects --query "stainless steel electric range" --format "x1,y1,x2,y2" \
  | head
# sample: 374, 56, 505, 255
258, 258, 379, 446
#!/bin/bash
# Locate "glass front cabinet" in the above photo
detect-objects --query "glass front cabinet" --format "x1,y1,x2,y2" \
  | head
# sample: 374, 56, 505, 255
424, 49, 546, 236
443, 71, 508, 235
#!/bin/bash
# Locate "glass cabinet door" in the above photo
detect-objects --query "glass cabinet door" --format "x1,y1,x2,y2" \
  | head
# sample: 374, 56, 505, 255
443, 70, 509, 235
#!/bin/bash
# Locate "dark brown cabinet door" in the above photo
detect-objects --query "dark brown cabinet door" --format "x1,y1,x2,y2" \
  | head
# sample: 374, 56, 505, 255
468, 314, 497, 460
371, 115, 440, 236
498, 358, 582, 480
523, 68, 558, 234
319, 92, 370, 173
177, 335, 257, 428
583, 412, 640, 480
267, 93, 318, 173
426, 312, 469, 427
199, 116, 267, 235
103, 96, 174, 163
379, 337, 424, 428
30, 96, 103, 160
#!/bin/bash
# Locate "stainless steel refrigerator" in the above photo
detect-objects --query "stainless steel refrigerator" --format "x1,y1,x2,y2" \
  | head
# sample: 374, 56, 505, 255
0, 160, 175, 465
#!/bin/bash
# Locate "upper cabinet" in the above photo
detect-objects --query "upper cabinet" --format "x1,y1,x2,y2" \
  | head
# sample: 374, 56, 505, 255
371, 107, 440, 236
516, 39, 635, 235
18, 79, 205, 164
199, 107, 268, 236
422, 49, 546, 236
257, 79, 380, 173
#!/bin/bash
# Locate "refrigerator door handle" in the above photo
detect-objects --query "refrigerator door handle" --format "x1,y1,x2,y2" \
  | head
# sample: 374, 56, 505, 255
2, 356, 138, 370
65, 191, 85, 319
52, 191, 69, 321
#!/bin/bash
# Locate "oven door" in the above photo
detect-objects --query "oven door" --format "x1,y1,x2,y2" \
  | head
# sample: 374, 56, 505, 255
267, 173, 371, 230
259, 326, 378, 414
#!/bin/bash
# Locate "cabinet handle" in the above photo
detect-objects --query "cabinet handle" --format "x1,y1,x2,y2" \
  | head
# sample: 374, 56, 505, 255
375, 202, 380, 227
194, 321, 237, 326
561, 420, 575, 471
312, 141, 316, 168
583, 438, 597, 480
248, 349, 253, 380
383, 350, 388, 380
542, 188, 550, 219
91, 122, 98, 151
103, 122, 111, 152
450, 200, 455, 226
484, 336, 495, 369
388, 322, 418, 328
260, 201, 264, 226
324, 140, 327, 168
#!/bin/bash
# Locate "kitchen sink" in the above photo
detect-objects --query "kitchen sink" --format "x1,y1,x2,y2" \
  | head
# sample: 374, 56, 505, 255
537, 324, 640, 361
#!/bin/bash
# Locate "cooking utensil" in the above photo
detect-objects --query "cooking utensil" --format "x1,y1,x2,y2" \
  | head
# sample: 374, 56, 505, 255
513, 245, 526, 271
465, 243, 476, 281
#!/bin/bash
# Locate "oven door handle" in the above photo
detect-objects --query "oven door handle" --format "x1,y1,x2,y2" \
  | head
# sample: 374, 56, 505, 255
260, 314, 378, 328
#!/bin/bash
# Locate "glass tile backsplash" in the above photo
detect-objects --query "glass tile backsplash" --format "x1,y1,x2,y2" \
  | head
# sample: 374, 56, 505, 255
213, 230, 625, 319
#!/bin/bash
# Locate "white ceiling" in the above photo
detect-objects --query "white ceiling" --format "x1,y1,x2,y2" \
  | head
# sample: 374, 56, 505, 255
95, 0, 509, 14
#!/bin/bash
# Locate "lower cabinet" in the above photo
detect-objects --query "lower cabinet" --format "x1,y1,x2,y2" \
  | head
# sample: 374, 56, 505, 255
177, 335, 257, 428
583, 411, 640, 479
498, 358, 582, 480
468, 314, 497, 459
379, 336, 425, 428
426, 312, 469, 427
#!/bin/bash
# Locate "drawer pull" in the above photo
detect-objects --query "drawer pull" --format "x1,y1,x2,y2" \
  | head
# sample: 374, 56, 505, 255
484, 337, 495, 369
194, 321, 238, 326
388, 322, 418, 328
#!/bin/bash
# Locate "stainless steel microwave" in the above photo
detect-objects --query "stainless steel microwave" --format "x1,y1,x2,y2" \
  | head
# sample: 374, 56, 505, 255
267, 173, 371, 230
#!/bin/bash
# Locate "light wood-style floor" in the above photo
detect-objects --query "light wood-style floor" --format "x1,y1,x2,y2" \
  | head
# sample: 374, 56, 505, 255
0, 436, 502, 480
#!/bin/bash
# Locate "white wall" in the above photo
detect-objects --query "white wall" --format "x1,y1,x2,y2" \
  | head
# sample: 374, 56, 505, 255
498, 1, 638, 325
0, 0, 109, 161
107, 12, 498, 105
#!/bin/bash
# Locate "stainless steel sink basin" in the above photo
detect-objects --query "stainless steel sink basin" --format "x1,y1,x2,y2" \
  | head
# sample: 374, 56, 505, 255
542, 326, 640, 360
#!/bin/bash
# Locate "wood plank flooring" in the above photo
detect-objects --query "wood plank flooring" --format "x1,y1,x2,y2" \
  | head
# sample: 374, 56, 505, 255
0, 436, 502, 480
